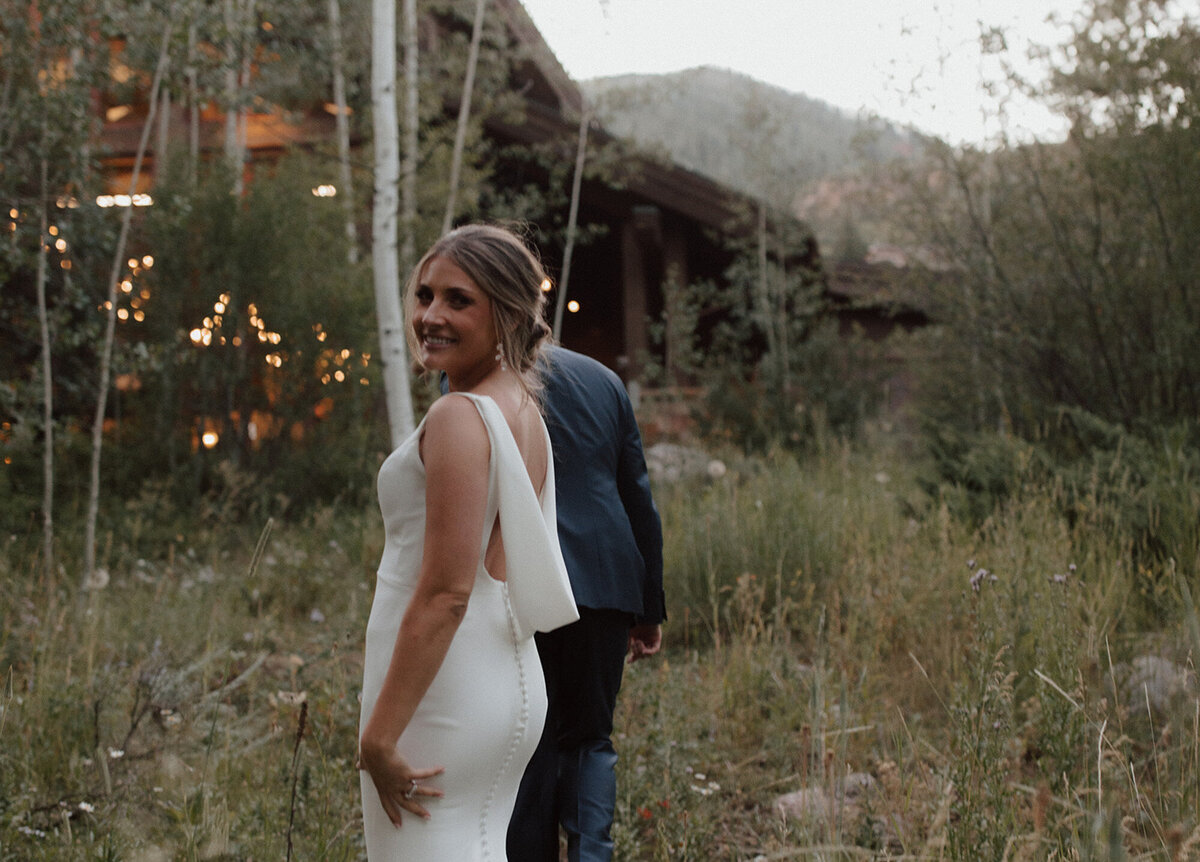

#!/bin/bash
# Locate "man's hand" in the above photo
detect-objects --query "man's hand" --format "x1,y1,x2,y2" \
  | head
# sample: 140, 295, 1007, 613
627, 624, 662, 663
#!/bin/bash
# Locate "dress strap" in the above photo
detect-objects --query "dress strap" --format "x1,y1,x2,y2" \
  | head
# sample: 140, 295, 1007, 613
449, 393, 579, 639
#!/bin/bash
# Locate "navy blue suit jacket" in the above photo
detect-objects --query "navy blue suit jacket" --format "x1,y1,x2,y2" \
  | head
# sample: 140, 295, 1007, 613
539, 347, 665, 624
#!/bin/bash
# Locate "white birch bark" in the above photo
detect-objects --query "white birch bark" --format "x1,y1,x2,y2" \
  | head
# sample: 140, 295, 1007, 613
552, 103, 589, 340
441, 0, 488, 234
83, 23, 172, 587
328, 0, 358, 263
371, 0, 414, 446
36, 155, 53, 579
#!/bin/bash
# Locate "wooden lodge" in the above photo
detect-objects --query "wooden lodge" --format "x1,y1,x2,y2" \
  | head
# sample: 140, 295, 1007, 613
95, 0, 827, 382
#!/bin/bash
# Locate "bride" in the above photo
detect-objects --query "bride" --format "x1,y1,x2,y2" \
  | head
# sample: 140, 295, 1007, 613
357, 224, 578, 859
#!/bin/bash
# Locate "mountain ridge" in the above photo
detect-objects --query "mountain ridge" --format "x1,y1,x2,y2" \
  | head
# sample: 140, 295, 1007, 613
582, 66, 918, 202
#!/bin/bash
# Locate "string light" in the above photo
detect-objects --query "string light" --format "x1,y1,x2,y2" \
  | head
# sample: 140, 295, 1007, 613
96, 194, 153, 208
567, 300, 580, 313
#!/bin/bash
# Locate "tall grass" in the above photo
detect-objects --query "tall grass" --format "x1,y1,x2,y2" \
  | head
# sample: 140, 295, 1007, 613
2, 434, 1197, 859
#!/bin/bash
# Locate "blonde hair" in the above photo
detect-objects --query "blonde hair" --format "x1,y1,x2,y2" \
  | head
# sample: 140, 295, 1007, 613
404, 224, 554, 396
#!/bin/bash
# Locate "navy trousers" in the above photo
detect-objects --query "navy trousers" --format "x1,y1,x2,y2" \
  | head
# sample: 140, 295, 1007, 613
507, 608, 632, 862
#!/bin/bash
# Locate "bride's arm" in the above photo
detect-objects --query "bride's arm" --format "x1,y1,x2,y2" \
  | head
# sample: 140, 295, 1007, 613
359, 395, 491, 824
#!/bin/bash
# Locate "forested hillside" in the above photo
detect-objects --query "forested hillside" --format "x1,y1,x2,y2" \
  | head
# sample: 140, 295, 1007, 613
583, 66, 919, 203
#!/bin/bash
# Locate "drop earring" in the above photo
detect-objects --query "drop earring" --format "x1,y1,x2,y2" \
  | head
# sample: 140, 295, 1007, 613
495, 342, 506, 371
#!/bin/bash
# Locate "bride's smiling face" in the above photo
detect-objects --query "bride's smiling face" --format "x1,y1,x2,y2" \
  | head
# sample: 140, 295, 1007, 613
412, 255, 498, 385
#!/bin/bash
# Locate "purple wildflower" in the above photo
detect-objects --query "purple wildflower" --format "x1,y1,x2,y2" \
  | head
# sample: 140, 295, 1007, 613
970, 567, 990, 592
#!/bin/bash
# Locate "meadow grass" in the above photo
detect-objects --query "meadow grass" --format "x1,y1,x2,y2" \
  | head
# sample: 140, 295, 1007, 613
2, 434, 1198, 860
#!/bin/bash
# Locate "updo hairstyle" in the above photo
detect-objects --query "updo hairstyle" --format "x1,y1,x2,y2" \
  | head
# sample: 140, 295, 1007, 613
404, 223, 554, 395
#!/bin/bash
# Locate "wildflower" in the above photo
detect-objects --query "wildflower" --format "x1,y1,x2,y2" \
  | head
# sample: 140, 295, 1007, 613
107, 747, 124, 759
77, 801, 95, 813
1051, 573, 1068, 584
310, 608, 326, 623
969, 567, 990, 591
84, 567, 110, 590
967, 558, 976, 569
1069, 563, 1077, 573
18, 825, 46, 838
638, 805, 653, 819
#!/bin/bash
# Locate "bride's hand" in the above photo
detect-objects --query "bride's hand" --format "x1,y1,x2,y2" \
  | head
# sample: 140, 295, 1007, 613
358, 741, 445, 826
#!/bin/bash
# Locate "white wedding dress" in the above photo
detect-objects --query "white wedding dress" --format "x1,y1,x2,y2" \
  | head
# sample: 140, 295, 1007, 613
359, 392, 578, 860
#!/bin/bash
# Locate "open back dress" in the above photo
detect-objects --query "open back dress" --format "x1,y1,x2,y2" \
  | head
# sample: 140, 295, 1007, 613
359, 392, 578, 860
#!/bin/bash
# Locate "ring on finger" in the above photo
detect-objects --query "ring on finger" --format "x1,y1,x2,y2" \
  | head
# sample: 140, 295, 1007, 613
402, 778, 418, 800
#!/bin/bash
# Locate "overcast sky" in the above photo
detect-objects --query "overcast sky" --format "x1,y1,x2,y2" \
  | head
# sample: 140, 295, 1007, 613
519, 0, 1090, 144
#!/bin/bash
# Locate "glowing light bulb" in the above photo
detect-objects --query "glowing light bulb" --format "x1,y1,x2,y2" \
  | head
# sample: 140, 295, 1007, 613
567, 300, 580, 313
540, 279, 552, 292
202, 431, 219, 449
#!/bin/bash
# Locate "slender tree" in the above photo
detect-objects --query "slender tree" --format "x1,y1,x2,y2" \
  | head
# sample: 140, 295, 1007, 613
552, 103, 590, 340
35, 155, 53, 578
399, 0, 418, 269
83, 22, 173, 587
442, 0, 488, 234
370, 0, 414, 446
328, 0, 358, 263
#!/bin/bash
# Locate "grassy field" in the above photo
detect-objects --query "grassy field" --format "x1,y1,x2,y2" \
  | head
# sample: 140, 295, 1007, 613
2, 433, 1198, 860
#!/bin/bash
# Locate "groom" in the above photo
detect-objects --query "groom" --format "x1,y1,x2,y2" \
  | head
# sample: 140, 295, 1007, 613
508, 345, 665, 862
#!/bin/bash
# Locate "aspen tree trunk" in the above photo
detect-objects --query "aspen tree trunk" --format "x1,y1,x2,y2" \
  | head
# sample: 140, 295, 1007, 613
552, 103, 589, 341
442, 0, 488, 234
83, 23, 172, 587
371, 0, 414, 446
328, 0, 358, 263
400, 0, 418, 270
36, 155, 53, 580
